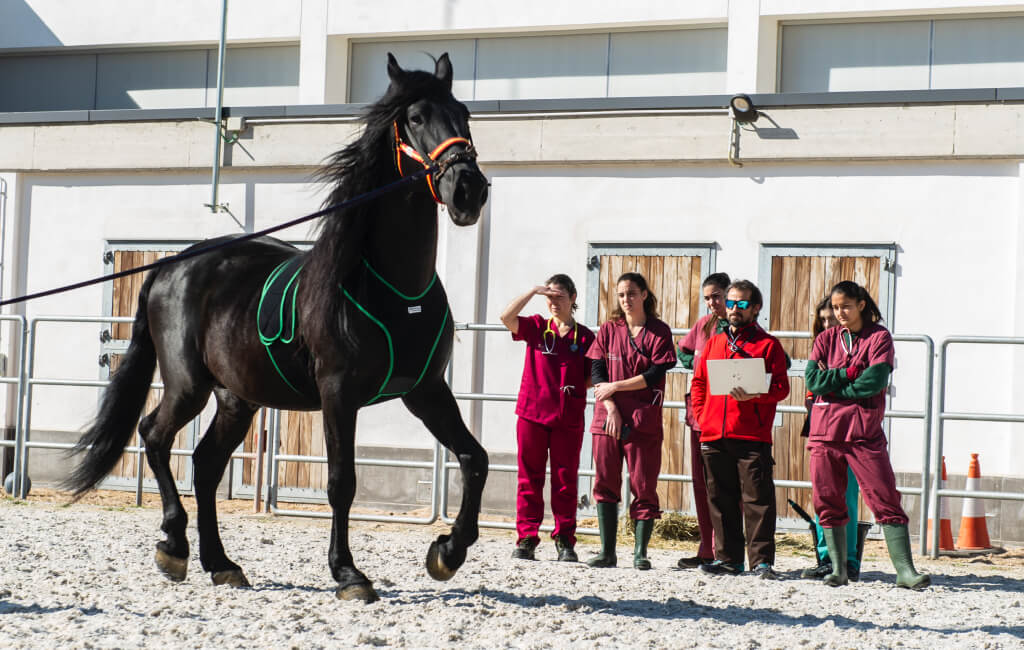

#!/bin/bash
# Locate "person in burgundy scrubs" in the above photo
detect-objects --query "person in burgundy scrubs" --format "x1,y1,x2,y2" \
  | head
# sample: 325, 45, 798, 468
501, 274, 595, 562
805, 280, 930, 589
675, 272, 730, 569
585, 272, 677, 570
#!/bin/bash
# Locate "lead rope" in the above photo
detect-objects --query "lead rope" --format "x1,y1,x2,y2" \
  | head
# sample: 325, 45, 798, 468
0, 166, 436, 308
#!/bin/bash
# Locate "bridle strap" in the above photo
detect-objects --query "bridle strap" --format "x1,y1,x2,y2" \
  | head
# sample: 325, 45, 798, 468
393, 121, 476, 203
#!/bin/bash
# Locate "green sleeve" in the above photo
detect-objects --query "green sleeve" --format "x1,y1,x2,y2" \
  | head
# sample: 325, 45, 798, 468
677, 348, 695, 370
834, 363, 892, 399
805, 363, 849, 395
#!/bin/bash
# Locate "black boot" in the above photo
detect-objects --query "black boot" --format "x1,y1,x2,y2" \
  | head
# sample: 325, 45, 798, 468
800, 523, 831, 579
848, 522, 871, 582
511, 537, 539, 561
633, 519, 653, 570
554, 535, 578, 563
587, 503, 618, 568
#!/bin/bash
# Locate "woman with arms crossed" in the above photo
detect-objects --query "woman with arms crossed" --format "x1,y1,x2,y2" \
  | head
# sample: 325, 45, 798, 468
501, 274, 595, 562
805, 281, 929, 589
800, 296, 866, 581
586, 272, 677, 570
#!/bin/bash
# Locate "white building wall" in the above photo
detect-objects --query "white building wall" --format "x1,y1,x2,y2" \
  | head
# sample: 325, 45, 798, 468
2, 0, 1024, 492
476, 163, 1022, 477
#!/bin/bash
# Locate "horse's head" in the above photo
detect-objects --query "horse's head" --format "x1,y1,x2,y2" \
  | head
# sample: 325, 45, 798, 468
386, 53, 489, 226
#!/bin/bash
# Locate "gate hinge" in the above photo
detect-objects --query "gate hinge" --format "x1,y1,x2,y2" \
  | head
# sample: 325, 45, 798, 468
103, 251, 115, 265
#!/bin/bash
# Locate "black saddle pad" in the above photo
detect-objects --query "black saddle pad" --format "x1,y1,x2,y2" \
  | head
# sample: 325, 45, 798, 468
258, 256, 303, 346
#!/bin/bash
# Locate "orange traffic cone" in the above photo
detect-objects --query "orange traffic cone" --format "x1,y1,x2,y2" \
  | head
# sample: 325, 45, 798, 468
956, 453, 992, 550
927, 456, 955, 551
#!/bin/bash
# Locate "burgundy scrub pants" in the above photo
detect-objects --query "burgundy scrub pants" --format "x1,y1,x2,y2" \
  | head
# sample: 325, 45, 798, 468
690, 426, 715, 559
808, 435, 909, 528
591, 432, 662, 521
515, 417, 585, 544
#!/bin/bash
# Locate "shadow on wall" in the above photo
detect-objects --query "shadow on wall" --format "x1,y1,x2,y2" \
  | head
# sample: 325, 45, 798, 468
0, 1, 62, 49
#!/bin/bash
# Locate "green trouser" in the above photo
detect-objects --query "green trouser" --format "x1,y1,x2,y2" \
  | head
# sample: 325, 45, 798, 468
814, 467, 860, 569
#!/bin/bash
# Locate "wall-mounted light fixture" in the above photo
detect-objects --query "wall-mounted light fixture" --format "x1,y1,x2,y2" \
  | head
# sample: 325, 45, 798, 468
729, 94, 760, 123
727, 93, 760, 167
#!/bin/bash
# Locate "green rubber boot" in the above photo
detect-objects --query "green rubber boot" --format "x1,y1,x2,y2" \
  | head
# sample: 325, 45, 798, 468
633, 519, 653, 570
882, 523, 931, 590
822, 527, 848, 587
587, 503, 618, 568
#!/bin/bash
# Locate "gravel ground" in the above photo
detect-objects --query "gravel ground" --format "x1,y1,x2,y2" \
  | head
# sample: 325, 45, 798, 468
2, 498, 1023, 649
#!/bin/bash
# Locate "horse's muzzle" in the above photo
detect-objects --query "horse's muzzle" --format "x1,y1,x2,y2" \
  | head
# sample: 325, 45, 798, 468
446, 167, 489, 226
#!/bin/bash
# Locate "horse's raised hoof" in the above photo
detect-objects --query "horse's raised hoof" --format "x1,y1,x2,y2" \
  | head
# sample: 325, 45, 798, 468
211, 569, 251, 588
336, 584, 379, 603
425, 540, 457, 582
154, 549, 188, 582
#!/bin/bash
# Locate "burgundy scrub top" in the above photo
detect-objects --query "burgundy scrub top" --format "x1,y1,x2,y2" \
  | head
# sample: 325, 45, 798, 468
512, 314, 595, 430
808, 321, 894, 443
586, 318, 676, 438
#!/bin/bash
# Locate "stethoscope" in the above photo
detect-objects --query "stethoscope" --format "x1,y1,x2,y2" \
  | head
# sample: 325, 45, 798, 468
839, 327, 858, 359
542, 318, 578, 355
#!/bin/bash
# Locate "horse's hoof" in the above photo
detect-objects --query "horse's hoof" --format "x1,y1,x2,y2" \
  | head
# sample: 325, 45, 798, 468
154, 549, 188, 582
211, 569, 251, 588
425, 541, 457, 582
336, 584, 379, 603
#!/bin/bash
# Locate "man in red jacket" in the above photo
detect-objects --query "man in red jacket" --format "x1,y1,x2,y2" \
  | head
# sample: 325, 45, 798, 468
691, 279, 790, 579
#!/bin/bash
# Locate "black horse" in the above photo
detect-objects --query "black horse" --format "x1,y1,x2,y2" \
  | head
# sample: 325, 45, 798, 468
65, 53, 490, 603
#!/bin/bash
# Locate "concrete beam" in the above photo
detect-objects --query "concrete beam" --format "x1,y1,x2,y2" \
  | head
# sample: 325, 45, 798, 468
3, 103, 1024, 172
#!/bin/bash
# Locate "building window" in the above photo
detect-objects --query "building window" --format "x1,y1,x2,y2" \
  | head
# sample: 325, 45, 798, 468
780, 16, 1024, 93
0, 45, 299, 112
348, 28, 728, 103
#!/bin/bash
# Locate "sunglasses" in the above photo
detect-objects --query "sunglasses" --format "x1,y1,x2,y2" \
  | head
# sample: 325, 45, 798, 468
725, 299, 751, 309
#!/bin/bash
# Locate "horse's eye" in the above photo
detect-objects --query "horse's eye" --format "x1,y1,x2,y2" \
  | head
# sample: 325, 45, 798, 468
409, 114, 424, 126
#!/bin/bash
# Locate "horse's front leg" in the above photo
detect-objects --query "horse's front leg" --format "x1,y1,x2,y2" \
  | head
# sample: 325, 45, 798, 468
403, 379, 488, 581
321, 388, 378, 603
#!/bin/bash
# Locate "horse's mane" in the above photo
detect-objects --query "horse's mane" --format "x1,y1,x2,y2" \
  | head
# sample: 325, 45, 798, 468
298, 69, 453, 355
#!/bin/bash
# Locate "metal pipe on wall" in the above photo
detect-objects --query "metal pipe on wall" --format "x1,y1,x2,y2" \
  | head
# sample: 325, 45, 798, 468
207, 0, 229, 214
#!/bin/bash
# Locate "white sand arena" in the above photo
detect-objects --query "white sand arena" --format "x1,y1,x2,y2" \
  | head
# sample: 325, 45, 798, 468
1, 498, 1022, 648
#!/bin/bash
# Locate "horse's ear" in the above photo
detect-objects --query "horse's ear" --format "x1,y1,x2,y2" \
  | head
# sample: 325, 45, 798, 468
435, 52, 453, 90
386, 53, 404, 83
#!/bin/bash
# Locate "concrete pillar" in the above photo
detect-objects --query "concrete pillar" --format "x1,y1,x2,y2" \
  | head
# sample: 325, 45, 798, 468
725, 0, 760, 94
298, 0, 329, 104
726, 1, 779, 93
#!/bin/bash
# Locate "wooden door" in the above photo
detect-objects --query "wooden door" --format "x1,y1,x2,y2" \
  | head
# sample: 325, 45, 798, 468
767, 254, 885, 521
106, 250, 192, 483
270, 411, 328, 491
106, 246, 320, 493
593, 252, 704, 512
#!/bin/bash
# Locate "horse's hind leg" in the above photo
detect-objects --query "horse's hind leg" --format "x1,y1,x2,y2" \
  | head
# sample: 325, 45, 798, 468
319, 388, 378, 602
193, 388, 258, 588
402, 379, 488, 581
139, 387, 211, 582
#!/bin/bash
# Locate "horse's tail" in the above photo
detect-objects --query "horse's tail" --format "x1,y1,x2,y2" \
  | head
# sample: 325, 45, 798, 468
64, 269, 160, 497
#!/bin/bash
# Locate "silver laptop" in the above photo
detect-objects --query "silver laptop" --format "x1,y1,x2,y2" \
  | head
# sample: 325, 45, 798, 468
706, 358, 770, 396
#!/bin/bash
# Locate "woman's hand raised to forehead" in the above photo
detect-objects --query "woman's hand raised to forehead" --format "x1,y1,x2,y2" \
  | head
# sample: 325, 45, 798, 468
535, 286, 567, 298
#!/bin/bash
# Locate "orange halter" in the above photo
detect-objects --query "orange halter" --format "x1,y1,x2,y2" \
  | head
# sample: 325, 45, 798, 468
393, 121, 475, 203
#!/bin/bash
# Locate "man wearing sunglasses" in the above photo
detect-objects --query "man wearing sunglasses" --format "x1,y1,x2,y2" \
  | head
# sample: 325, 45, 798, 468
690, 280, 790, 580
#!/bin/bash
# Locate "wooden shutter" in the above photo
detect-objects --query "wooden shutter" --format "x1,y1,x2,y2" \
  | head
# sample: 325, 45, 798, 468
768, 254, 883, 522
107, 250, 189, 481
595, 253, 703, 512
